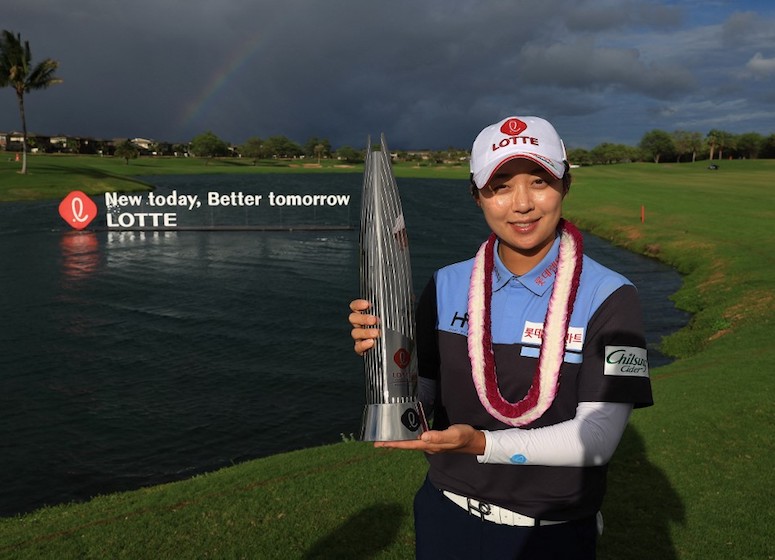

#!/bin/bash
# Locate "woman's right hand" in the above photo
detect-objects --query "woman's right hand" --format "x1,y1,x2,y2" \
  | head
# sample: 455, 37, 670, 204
348, 299, 380, 356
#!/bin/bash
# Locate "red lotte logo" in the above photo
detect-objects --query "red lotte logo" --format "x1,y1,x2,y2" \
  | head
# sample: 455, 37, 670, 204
59, 191, 97, 230
393, 348, 411, 369
500, 118, 527, 136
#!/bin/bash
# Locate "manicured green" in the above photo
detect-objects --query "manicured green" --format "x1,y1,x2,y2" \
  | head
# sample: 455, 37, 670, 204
561, 160, 774, 560
0, 443, 428, 559
1, 159, 773, 559
0, 153, 467, 202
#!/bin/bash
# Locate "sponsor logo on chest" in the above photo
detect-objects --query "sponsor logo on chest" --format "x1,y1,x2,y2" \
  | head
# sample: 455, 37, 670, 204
521, 321, 584, 351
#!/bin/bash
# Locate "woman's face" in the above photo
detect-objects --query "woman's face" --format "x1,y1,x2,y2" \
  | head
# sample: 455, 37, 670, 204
476, 158, 565, 275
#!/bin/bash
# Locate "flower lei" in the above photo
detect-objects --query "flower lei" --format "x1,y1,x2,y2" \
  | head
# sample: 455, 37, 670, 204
467, 219, 584, 426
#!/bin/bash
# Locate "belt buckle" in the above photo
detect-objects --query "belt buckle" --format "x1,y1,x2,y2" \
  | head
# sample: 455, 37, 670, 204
466, 497, 492, 520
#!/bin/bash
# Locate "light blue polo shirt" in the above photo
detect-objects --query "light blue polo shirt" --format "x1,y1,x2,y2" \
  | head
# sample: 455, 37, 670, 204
434, 234, 633, 365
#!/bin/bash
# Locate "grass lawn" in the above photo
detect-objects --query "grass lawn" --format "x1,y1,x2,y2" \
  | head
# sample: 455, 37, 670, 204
1, 158, 773, 559
0, 153, 468, 202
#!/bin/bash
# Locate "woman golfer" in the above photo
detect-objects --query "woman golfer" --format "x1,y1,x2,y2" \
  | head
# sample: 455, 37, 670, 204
349, 116, 653, 559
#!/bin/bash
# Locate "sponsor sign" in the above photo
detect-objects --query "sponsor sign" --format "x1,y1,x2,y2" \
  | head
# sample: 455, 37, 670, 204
58, 191, 97, 230
57, 189, 351, 231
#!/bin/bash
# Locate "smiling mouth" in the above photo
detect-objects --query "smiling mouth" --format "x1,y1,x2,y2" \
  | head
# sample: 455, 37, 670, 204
509, 219, 539, 228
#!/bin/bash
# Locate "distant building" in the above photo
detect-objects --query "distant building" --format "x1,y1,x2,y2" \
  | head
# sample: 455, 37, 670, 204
130, 138, 155, 152
0, 131, 115, 154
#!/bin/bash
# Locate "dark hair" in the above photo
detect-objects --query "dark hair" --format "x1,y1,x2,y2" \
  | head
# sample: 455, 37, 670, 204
562, 162, 572, 194
469, 161, 572, 198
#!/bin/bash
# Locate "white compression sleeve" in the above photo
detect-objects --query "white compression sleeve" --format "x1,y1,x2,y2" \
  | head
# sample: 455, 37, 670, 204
477, 401, 632, 467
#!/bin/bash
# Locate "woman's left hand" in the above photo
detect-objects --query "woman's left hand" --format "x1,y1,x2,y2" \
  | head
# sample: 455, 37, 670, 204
374, 424, 485, 455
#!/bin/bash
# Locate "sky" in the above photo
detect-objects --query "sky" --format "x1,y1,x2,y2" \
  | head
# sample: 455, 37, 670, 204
2, 0, 774, 151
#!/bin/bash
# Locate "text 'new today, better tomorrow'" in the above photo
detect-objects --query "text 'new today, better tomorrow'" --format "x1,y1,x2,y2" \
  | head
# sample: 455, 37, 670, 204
103, 190, 351, 228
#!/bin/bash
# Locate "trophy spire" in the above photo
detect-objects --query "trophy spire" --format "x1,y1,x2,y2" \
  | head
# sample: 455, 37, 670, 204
359, 134, 427, 441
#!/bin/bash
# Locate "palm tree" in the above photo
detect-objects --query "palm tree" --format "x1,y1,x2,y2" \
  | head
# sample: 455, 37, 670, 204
0, 30, 62, 174
314, 143, 325, 164
706, 129, 721, 161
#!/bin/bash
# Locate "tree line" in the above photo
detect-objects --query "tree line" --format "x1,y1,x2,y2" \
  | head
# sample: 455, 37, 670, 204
183, 128, 775, 167
29, 126, 775, 167
118, 131, 469, 166
571, 128, 775, 166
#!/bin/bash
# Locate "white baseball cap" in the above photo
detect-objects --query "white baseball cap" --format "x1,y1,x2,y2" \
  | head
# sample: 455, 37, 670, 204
470, 116, 568, 189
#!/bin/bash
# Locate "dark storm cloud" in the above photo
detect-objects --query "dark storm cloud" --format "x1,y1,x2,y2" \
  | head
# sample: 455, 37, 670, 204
720, 10, 775, 47
518, 39, 696, 99
1, 0, 773, 150
564, 0, 684, 31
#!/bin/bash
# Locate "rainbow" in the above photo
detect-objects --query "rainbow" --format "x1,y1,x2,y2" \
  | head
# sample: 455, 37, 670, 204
178, 31, 266, 131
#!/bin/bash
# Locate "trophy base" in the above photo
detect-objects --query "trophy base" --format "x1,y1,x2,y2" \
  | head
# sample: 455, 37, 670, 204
360, 402, 428, 442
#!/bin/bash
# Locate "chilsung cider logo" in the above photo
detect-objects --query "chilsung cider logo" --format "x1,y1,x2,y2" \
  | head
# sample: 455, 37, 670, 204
59, 191, 97, 230
603, 346, 649, 377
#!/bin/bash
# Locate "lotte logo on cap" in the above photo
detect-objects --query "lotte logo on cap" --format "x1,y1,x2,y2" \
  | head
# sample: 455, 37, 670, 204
59, 191, 97, 230
500, 118, 527, 136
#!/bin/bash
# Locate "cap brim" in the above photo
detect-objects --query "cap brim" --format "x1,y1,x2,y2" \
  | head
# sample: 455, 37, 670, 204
473, 153, 565, 189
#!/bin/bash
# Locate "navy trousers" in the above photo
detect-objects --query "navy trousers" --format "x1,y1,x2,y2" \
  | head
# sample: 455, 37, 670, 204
413, 478, 597, 560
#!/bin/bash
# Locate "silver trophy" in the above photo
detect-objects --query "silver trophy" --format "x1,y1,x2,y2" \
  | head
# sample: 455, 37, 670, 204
359, 134, 427, 441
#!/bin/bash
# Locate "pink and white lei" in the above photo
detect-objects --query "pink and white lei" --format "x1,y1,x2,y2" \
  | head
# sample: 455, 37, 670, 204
467, 219, 584, 426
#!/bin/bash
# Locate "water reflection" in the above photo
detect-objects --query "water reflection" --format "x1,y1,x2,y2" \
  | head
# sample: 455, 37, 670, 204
60, 231, 100, 281
106, 230, 179, 246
